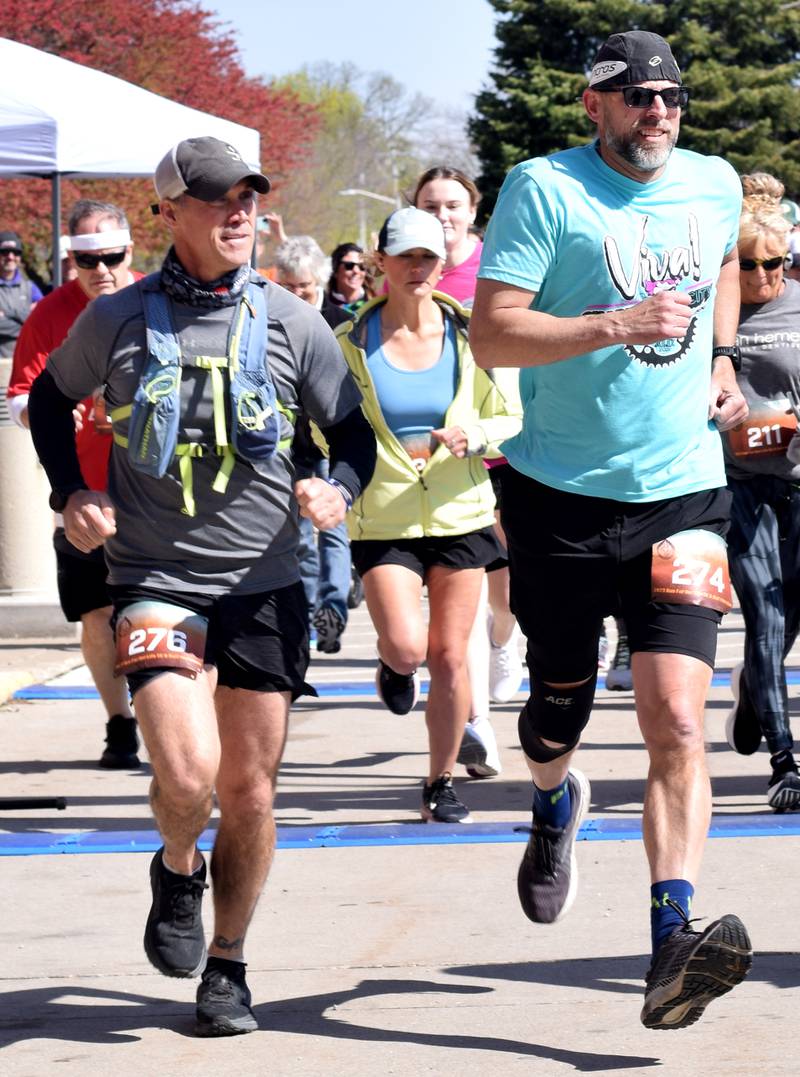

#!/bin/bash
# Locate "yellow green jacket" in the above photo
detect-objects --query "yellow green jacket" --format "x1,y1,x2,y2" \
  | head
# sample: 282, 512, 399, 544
335, 292, 522, 541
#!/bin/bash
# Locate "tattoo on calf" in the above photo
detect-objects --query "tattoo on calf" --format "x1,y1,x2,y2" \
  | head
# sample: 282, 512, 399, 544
213, 934, 243, 952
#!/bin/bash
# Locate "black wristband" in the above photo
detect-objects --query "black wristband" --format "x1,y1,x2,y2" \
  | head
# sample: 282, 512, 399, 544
711, 345, 741, 371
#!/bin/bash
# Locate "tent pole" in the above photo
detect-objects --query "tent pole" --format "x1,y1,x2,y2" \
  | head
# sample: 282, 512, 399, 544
51, 173, 62, 289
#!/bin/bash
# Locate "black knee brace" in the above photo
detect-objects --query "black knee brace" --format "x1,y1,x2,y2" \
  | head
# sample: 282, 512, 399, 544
518, 669, 598, 763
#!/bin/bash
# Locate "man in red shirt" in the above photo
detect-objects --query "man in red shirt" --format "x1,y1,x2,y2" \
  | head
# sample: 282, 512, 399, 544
8, 199, 143, 767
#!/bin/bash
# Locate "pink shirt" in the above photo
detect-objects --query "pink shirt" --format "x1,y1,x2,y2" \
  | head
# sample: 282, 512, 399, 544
436, 240, 508, 470
436, 240, 482, 305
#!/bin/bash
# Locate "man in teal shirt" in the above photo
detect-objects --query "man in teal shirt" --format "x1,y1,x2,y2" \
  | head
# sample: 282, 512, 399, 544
471, 30, 752, 1030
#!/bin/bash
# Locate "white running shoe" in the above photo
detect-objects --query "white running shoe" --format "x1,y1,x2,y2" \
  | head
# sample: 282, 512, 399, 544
457, 714, 502, 778
489, 623, 524, 703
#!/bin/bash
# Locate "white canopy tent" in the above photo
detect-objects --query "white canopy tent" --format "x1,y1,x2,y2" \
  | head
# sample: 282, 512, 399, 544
0, 37, 261, 283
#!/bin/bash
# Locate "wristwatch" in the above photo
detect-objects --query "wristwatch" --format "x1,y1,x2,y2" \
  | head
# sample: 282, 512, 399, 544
711, 345, 742, 372
48, 485, 87, 512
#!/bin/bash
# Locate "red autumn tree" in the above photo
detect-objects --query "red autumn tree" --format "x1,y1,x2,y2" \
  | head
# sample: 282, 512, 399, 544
0, 0, 319, 275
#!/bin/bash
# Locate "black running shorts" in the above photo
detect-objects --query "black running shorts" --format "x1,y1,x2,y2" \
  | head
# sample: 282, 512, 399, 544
500, 469, 731, 679
53, 528, 111, 622
109, 581, 313, 699
351, 526, 503, 581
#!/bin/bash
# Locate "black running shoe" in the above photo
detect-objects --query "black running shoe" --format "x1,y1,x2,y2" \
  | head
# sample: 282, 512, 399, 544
375, 660, 420, 715
195, 957, 258, 1037
767, 764, 800, 812
99, 714, 141, 769
725, 664, 762, 755
143, 847, 208, 977
421, 772, 472, 823
641, 904, 752, 1030
517, 768, 589, 924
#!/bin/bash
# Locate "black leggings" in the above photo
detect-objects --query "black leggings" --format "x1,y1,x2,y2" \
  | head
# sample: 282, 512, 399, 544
727, 475, 800, 755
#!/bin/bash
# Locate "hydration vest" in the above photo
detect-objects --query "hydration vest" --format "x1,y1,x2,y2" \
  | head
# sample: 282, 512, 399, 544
110, 274, 290, 516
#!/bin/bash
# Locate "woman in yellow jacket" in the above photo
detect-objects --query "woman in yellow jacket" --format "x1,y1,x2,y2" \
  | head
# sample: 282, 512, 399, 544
336, 207, 521, 823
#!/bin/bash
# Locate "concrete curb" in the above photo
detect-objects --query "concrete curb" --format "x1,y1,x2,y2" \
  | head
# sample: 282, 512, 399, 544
0, 650, 85, 707
0, 670, 39, 706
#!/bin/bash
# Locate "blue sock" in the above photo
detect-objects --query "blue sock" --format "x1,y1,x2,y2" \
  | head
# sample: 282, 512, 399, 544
650, 879, 694, 955
533, 777, 571, 829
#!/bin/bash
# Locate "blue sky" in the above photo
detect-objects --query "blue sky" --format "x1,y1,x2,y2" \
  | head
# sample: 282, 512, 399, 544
204, 0, 498, 112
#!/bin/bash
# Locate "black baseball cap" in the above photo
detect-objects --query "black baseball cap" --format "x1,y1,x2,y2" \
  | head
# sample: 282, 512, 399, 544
588, 31, 682, 89
153, 136, 270, 203
0, 231, 23, 254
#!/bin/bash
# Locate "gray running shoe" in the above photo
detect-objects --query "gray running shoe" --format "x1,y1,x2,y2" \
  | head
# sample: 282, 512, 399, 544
143, 847, 208, 978
421, 772, 472, 823
517, 768, 590, 923
725, 663, 762, 755
347, 566, 364, 609
313, 606, 345, 654
195, 957, 257, 1037
605, 633, 633, 691
641, 905, 752, 1030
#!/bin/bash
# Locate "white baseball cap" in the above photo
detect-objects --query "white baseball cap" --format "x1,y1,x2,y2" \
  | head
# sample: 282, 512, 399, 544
378, 207, 446, 260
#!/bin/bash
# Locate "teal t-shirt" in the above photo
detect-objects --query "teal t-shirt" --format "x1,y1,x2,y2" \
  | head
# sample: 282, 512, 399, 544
478, 142, 742, 502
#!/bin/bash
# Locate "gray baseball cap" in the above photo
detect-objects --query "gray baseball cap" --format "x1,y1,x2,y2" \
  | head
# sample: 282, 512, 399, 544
377, 208, 446, 260
0, 230, 23, 253
153, 136, 270, 202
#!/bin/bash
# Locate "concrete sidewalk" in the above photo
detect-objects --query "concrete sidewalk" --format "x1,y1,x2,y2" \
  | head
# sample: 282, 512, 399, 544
0, 633, 82, 708
1, 606, 798, 1075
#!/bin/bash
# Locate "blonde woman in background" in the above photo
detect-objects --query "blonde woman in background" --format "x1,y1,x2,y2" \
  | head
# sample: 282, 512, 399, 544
723, 172, 800, 810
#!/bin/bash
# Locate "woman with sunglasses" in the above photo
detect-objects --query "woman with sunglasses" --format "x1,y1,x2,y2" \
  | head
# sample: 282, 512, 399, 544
327, 243, 372, 312
723, 172, 800, 810
336, 207, 521, 823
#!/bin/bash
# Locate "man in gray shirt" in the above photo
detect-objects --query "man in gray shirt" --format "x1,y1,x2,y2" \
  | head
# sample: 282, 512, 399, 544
28, 136, 376, 1037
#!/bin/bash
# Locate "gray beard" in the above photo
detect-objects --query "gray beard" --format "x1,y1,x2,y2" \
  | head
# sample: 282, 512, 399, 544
605, 129, 677, 173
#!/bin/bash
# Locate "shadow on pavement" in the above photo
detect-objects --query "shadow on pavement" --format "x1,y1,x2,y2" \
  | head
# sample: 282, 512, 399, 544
259, 976, 659, 1072
451, 949, 800, 993
0, 976, 660, 1070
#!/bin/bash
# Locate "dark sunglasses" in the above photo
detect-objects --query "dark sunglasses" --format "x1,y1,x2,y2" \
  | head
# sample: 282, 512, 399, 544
73, 249, 126, 270
739, 254, 785, 272
599, 85, 690, 110
339, 260, 365, 272
0, 248, 22, 256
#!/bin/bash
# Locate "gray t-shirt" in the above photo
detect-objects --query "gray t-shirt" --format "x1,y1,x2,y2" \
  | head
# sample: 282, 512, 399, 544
724, 277, 800, 482
46, 272, 362, 594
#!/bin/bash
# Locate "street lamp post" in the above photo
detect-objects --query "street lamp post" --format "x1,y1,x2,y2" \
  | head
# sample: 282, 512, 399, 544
338, 187, 399, 249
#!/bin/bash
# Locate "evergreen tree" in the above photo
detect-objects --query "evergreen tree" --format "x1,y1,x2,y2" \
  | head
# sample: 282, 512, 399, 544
470, 0, 800, 217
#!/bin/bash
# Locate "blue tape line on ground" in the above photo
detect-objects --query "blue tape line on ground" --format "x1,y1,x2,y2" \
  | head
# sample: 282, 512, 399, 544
13, 680, 432, 700
1, 814, 799, 856
15, 686, 101, 699
15, 669, 800, 701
